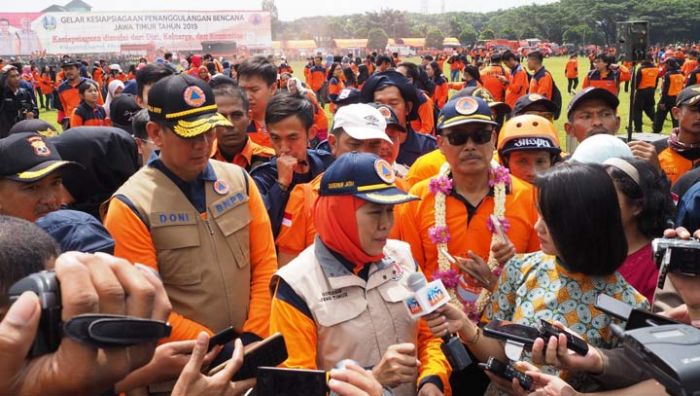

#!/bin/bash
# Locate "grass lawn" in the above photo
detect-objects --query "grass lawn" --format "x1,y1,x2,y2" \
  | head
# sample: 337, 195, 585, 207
40, 56, 674, 152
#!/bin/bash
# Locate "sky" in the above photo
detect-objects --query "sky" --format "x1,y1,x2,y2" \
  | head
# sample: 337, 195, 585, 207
10, 0, 557, 21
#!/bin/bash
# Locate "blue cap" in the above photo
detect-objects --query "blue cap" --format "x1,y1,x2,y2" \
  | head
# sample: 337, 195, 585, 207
677, 183, 700, 233
319, 152, 418, 205
436, 96, 497, 131
36, 209, 115, 254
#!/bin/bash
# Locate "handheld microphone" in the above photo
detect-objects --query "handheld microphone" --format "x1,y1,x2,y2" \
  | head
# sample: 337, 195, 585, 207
404, 272, 472, 371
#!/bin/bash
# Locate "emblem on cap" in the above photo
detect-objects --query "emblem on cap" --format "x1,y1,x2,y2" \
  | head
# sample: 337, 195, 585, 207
213, 179, 230, 195
27, 136, 51, 156
338, 89, 351, 100
374, 159, 395, 184
183, 86, 206, 108
364, 114, 380, 127
528, 94, 544, 101
377, 106, 392, 120
454, 97, 479, 115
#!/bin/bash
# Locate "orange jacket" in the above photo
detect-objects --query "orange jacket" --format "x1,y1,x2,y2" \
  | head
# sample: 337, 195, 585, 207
529, 67, 554, 100
38, 73, 54, 95
432, 78, 449, 109
480, 64, 508, 102
682, 59, 698, 77
310, 66, 326, 92
410, 92, 436, 135
210, 137, 275, 172
506, 64, 529, 109
327, 77, 345, 114
582, 69, 619, 96
637, 66, 659, 90
657, 142, 699, 185
565, 59, 578, 78
69, 102, 111, 127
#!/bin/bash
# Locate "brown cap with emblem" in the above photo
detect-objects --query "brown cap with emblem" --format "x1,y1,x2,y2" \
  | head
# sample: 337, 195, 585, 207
0, 132, 81, 183
147, 74, 231, 138
676, 85, 700, 107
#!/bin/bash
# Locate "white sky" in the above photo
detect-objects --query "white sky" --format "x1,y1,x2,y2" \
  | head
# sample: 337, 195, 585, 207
10, 0, 556, 21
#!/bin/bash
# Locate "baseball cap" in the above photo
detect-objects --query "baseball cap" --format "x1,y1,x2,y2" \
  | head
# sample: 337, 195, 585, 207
332, 104, 392, 144
0, 132, 81, 182
60, 57, 80, 68
147, 74, 232, 138
453, 87, 511, 116
36, 209, 115, 254
437, 96, 498, 131
108, 63, 123, 73
676, 85, 700, 107
567, 87, 619, 119
360, 70, 419, 121
512, 93, 558, 116
569, 134, 633, 164
331, 88, 361, 106
109, 93, 140, 135
367, 102, 406, 132
319, 152, 418, 205
8, 119, 57, 137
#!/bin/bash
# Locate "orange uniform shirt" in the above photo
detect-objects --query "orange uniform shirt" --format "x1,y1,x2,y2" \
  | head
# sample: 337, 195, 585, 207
103, 165, 277, 342
565, 59, 578, 78
405, 149, 446, 188
247, 119, 272, 148
505, 64, 529, 109
582, 70, 619, 96
210, 138, 275, 172
396, 175, 540, 279
682, 59, 698, 77
410, 93, 436, 135
658, 146, 699, 186
637, 66, 659, 89
432, 79, 449, 109
327, 77, 345, 114
529, 67, 554, 100
480, 65, 508, 102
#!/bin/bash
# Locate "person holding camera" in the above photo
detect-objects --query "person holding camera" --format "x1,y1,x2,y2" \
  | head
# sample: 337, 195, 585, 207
0, 64, 38, 138
0, 251, 171, 396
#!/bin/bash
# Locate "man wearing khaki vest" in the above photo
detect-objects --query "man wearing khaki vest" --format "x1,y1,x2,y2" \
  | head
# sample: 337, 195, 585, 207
103, 74, 277, 393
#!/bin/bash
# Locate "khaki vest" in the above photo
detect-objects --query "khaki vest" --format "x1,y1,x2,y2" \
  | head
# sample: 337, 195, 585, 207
275, 239, 419, 396
112, 160, 251, 333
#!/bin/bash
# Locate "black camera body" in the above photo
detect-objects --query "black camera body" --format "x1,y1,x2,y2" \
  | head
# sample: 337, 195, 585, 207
8, 271, 62, 357
653, 238, 700, 288
478, 356, 533, 391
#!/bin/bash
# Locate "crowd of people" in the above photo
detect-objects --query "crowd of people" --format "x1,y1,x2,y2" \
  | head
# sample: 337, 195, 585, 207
0, 39, 699, 396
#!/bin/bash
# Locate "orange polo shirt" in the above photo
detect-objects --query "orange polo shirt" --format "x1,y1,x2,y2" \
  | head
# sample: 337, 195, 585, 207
103, 165, 277, 343
210, 137, 275, 172
396, 175, 539, 279
405, 149, 446, 188
410, 91, 436, 135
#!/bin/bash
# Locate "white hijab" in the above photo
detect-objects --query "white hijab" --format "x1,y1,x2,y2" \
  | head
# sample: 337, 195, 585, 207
104, 79, 125, 118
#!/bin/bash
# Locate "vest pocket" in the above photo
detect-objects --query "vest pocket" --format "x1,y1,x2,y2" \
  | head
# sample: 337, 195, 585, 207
214, 203, 251, 269
151, 223, 202, 286
312, 287, 367, 327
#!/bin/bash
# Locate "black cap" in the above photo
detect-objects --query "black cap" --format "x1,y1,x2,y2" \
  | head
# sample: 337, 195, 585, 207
332, 88, 361, 106
567, 87, 619, 119
8, 119, 58, 137
0, 132, 80, 182
453, 86, 511, 116
360, 70, 419, 121
109, 94, 141, 135
147, 74, 231, 138
61, 57, 80, 68
367, 102, 406, 132
512, 93, 558, 116
676, 85, 700, 107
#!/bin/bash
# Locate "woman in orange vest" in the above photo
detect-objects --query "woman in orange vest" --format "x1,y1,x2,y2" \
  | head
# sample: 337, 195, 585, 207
565, 55, 579, 94
653, 59, 685, 133
326, 63, 345, 114
426, 61, 448, 109
582, 54, 620, 96
37, 66, 55, 110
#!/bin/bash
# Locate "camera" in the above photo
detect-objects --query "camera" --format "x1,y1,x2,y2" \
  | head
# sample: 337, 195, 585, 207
652, 238, 700, 288
8, 271, 62, 357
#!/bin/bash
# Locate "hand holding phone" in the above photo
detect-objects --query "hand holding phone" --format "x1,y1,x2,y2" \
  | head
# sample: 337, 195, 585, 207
208, 332, 288, 381
478, 356, 533, 391
207, 326, 240, 352
538, 320, 589, 356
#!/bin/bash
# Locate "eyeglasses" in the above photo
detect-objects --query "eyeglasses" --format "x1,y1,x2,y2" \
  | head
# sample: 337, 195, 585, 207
444, 129, 493, 146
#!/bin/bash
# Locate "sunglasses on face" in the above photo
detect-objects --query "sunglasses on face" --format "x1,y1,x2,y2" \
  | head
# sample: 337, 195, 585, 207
444, 129, 493, 146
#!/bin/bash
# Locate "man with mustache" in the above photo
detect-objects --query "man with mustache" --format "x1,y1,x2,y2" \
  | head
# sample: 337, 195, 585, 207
396, 96, 539, 394
0, 132, 80, 222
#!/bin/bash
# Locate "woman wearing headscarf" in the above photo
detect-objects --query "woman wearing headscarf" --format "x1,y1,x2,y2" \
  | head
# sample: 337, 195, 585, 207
270, 152, 451, 396
104, 79, 124, 118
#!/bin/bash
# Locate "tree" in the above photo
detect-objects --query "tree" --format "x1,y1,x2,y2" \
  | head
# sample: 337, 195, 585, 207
458, 24, 478, 46
479, 28, 495, 40
520, 26, 538, 39
262, 0, 279, 40
501, 27, 517, 40
367, 28, 389, 51
425, 27, 445, 49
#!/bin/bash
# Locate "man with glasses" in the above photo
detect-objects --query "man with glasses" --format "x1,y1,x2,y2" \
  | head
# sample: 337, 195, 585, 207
103, 75, 278, 394
396, 96, 539, 394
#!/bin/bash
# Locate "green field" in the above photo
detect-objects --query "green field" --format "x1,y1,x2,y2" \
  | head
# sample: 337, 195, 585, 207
40, 56, 673, 152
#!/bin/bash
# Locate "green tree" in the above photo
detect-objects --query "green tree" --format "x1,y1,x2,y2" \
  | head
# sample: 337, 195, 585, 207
261, 0, 279, 39
459, 24, 478, 46
520, 26, 538, 39
480, 28, 495, 40
501, 27, 517, 40
367, 28, 389, 51
425, 27, 445, 49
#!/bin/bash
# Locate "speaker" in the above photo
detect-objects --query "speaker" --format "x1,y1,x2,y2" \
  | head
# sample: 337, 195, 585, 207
616, 21, 649, 62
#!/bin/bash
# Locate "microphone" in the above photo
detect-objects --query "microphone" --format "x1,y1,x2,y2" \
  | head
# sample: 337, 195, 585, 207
404, 272, 472, 371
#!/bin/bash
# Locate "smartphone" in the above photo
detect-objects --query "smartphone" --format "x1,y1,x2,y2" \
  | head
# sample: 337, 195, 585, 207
208, 332, 288, 381
626, 309, 680, 330
478, 356, 533, 391
483, 320, 540, 348
255, 367, 328, 396
539, 319, 589, 356
595, 293, 633, 321
207, 326, 240, 352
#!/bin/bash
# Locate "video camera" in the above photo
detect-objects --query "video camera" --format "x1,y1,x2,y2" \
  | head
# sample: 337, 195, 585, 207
8, 271, 172, 358
653, 238, 700, 288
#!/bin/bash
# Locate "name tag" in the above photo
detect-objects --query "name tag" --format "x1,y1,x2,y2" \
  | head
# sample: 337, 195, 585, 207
151, 212, 196, 227
211, 192, 247, 217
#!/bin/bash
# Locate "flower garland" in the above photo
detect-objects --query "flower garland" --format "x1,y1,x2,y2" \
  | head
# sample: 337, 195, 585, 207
429, 160, 511, 319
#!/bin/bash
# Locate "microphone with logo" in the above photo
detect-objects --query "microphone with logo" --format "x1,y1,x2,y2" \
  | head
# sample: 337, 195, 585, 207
404, 272, 472, 371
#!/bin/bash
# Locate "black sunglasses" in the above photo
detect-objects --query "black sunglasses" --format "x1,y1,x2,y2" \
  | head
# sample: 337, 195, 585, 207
444, 129, 493, 146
